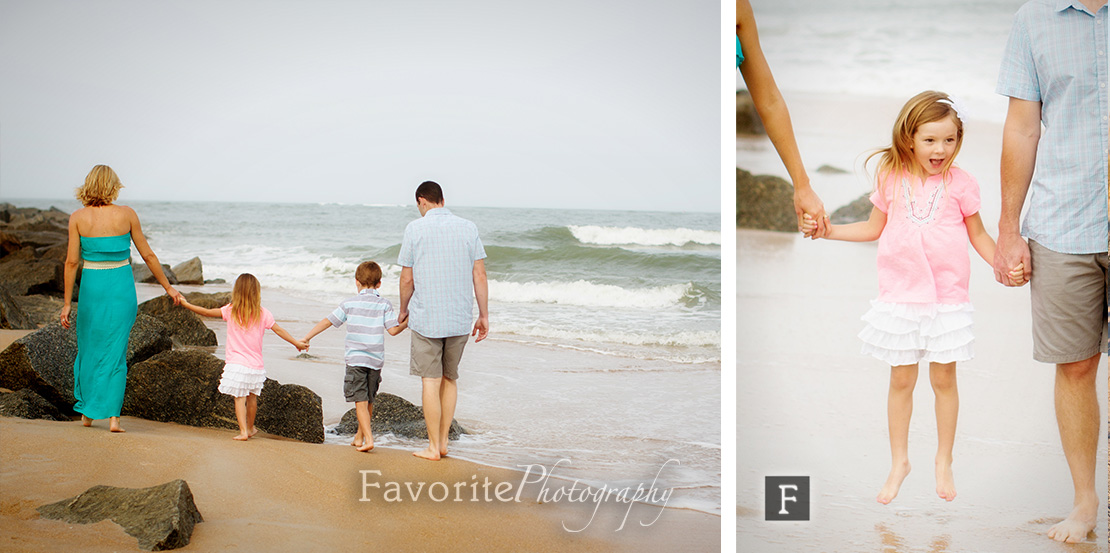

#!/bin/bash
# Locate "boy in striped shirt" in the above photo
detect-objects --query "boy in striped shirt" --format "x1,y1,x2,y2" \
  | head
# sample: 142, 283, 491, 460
303, 261, 406, 452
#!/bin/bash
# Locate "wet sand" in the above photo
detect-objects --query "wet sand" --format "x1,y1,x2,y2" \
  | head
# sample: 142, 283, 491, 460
737, 229, 1107, 552
0, 416, 719, 552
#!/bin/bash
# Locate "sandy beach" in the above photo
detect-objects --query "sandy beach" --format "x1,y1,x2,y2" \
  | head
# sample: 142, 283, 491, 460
0, 416, 718, 552
0, 285, 720, 551
737, 93, 1108, 551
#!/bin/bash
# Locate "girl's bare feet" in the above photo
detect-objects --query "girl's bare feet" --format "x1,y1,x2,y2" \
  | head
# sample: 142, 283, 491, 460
232, 433, 250, 441
81, 415, 92, 427
935, 459, 956, 501
877, 460, 911, 504
249, 427, 259, 437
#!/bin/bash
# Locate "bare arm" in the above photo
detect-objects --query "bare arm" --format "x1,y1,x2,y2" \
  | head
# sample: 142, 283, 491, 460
471, 258, 488, 342
398, 266, 414, 324
127, 207, 182, 303
820, 207, 887, 242
302, 318, 334, 343
59, 212, 83, 328
179, 297, 223, 318
737, 0, 826, 237
271, 322, 308, 351
386, 318, 408, 336
993, 97, 1040, 286
964, 213, 996, 265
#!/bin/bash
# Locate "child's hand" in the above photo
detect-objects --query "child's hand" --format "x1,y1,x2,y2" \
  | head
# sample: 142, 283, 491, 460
1008, 262, 1027, 286
293, 339, 309, 352
801, 213, 820, 238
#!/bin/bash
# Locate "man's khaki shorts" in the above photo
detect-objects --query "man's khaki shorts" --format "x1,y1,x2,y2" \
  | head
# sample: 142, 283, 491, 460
409, 331, 469, 380
1029, 240, 1108, 364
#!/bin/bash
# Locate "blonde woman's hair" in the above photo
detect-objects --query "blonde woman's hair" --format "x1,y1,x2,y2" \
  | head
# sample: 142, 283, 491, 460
230, 273, 263, 328
867, 90, 964, 198
75, 165, 124, 207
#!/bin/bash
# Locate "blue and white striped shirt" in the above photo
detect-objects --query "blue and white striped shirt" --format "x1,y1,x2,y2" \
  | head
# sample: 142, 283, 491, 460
327, 288, 399, 369
996, 0, 1109, 254
397, 207, 487, 338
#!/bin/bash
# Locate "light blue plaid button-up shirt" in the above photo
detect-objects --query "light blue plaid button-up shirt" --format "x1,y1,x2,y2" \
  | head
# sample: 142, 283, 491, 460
398, 207, 487, 338
996, 0, 1108, 254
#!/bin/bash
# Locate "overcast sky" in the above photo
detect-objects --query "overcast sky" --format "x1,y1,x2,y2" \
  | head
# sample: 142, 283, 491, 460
0, 0, 720, 212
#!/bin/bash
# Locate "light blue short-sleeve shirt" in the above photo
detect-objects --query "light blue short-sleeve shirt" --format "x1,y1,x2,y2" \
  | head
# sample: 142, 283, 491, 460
327, 288, 399, 369
397, 207, 487, 339
996, 0, 1109, 254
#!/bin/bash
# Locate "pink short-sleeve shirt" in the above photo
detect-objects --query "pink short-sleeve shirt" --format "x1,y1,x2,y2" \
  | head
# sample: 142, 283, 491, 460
870, 167, 981, 304
220, 304, 275, 370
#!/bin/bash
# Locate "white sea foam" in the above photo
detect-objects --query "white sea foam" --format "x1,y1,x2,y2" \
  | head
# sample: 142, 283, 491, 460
489, 279, 692, 308
496, 323, 720, 348
568, 225, 721, 247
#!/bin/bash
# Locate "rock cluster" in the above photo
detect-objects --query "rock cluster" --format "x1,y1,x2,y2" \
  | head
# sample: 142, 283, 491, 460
329, 392, 467, 440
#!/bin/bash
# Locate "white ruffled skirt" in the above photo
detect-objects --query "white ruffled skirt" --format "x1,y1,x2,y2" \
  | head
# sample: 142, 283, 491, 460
217, 363, 266, 397
859, 301, 974, 366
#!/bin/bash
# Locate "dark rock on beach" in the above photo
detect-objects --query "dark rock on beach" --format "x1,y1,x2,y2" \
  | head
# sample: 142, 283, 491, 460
12, 294, 65, 327
0, 315, 172, 412
830, 193, 874, 224
37, 479, 203, 551
736, 168, 797, 232
181, 291, 230, 311
138, 295, 217, 347
0, 388, 70, 421
816, 164, 850, 174
132, 263, 178, 285
170, 257, 203, 285
330, 392, 467, 440
124, 349, 324, 443
0, 285, 36, 330
0, 253, 63, 296
736, 90, 765, 136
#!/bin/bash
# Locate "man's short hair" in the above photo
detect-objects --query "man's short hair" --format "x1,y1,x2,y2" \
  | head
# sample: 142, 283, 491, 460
356, 261, 382, 287
415, 181, 443, 205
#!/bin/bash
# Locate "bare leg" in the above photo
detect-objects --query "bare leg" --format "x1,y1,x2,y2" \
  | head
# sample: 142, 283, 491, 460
414, 377, 443, 460
878, 364, 917, 504
232, 396, 250, 440
246, 394, 259, 437
108, 416, 125, 433
355, 401, 374, 452
929, 362, 958, 501
437, 377, 457, 457
1047, 355, 1099, 543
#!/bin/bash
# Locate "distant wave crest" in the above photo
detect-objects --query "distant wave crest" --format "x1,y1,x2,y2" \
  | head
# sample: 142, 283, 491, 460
490, 279, 694, 308
568, 225, 721, 247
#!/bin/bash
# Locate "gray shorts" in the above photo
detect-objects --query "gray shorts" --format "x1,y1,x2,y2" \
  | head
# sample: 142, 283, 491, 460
344, 365, 382, 403
1029, 240, 1109, 364
409, 331, 468, 380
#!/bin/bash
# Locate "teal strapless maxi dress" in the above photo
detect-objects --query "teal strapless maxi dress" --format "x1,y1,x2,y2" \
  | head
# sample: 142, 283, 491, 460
73, 233, 136, 419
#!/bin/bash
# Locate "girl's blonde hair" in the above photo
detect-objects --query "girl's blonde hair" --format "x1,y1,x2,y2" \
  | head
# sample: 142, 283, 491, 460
230, 273, 263, 328
867, 91, 964, 196
75, 165, 124, 207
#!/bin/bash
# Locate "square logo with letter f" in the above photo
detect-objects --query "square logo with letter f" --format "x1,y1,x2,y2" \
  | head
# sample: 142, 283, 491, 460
764, 476, 809, 521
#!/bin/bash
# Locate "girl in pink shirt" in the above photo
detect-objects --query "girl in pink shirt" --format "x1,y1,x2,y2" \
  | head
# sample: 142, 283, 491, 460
803, 91, 1025, 506
181, 273, 307, 440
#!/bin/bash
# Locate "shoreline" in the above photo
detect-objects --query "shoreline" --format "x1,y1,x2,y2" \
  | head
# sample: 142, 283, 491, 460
0, 416, 720, 552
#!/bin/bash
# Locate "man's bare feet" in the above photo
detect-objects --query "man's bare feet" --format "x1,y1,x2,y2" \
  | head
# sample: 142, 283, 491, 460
413, 446, 441, 461
232, 433, 250, 441
108, 417, 125, 433
935, 460, 956, 501
81, 415, 92, 427
877, 460, 911, 504
439, 447, 448, 458
1047, 494, 1097, 543
350, 437, 361, 447
357, 439, 374, 452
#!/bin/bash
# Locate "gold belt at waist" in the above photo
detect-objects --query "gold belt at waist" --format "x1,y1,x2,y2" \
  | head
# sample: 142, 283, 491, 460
82, 259, 129, 270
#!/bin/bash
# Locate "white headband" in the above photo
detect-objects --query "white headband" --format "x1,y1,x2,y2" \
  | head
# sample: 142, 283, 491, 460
937, 97, 966, 123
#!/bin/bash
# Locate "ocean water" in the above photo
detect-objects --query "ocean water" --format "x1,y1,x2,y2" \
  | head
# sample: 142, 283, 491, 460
11, 198, 722, 514
743, 0, 1029, 122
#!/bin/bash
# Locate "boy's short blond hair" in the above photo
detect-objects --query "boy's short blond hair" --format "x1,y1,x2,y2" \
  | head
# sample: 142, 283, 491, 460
75, 165, 123, 207
356, 261, 382, 287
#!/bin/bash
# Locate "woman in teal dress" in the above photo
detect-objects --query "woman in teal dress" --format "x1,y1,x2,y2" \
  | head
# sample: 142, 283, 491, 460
60, 165, 182, 432
737, 0, 829, 238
